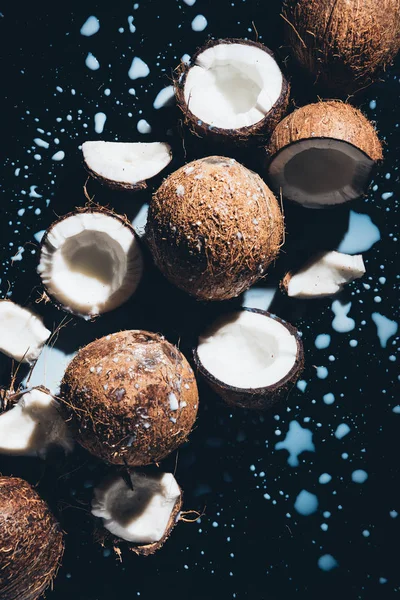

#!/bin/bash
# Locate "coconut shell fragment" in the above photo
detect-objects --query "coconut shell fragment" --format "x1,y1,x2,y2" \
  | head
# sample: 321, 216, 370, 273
146, 156, 284, 301
0, 476, 64, 600
60, 330, 199, 466
282, 0, 400, 94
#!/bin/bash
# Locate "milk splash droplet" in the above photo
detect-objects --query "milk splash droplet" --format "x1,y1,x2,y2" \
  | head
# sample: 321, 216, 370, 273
352, 469, 368, 483
335, 423, 350, 439
315, 334, 331, 349
85, 52, 100, 71
94, 112, 107, 134
371, 312, 398, 348
80, 16, 100, 37
137, 119, 151, 134
338, 211, 380, 254
332, 300, 355, 333
275, 421, 315, 467
191, 15, 208, 31
294, 490, 318, 516
128, 57, 150, 80
153, 86, 175, 109
318, 554, 338, 571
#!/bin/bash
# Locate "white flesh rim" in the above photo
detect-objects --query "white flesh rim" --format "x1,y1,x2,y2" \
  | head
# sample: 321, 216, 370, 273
82, 141, 172, 186
197, 310, 298, 390
38, 212, 143, 317
0, 388, 73, 457
268, 138, 375, 207
286, 251, 366, 299
91, 472, 180, 544
0, 301, 50, 364
184, 43, 283, 130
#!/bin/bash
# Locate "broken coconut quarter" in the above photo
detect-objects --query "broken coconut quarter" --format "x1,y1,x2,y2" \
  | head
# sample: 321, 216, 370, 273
0, 386, 73, 458
92, 471, 182, 555
60, 330, 199, 466
194, 309, 304, 410
38, 209, 143, 318
0, 300, 50, 364
175, 38, 290, 145
0, 476, 64, 600
82, 141, 173, 190
266, 101, 383, 208
282, 251, 366, 299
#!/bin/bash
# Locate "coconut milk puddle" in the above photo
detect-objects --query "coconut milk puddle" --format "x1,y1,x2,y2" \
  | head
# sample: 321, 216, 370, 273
275, 421, 315, 467
371, 312, 398, 348
337, 211, 380, 254
94, 112, 107, 134
294, 490, 318, 515
331, 300, 355, 333
80, 16, 100, 36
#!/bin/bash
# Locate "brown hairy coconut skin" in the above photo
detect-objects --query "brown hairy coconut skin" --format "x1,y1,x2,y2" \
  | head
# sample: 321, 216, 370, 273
194, 309, 304, 410
60, 331, 199, 466
267, 101, 383, 162
174, 38, 290, 145
146, 157, 284, 301
282, 0, 400, 94
0, 476, 64, 600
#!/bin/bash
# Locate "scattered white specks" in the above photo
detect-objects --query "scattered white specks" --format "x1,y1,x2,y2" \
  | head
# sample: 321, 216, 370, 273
335, 423, 351, 439
315, 334, 331, 349
352, 469, 368, 483
128, 57, 150, 80
191, 14, 208, 31
94, 112, 107, 134
323, 393, 335, 405
371, 312, 398, 348
34, 138, 49, 149
137, 119, 151, 134
318, 554, 338, 571
294, 490, 318, 516
275, 421, 315, 467
80, 16, 100, 36
176, 185, 185, 197
332, 300, 355, 333
51, 151, 65, 161
85, 52, 100, 70
319, 473, 332, 484
153, 85, 175, 109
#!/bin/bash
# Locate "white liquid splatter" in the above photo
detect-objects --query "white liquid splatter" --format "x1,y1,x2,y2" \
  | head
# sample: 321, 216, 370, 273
29, 185, 42, 198
23, 345, 76, 395
392, 406, 400, 414
127, 16, 136, 33
128, 57, 150, 80
319, 473, 332, 484
51, 151, 65, 161
183, 0, 197, 4
275, 421, 315, 467
34, 138, 49, 149
294, 490, 318, 516
371, 312, 398, 348
335, 423, 350, 439
137, 119, 151, 134
181, 53, 191, 64
338, 211, 380, 254
323, 393, 335, 405
94, 112, 107, 134
315, 334, 331, 349
128, 88, 136, 96
191, 14, 208, 31
131, 204, 149, 237
80, 16, 100, 36
332, 300, 355, 333
297, 380, 307, 392
85, 52, 100, 70
34, 230, 46, 243
153, 85, 175, 109
316, 366, 328, 379
318, 554, 338, 571
369, 99, 377, 110
242, 287, 276, 312
352, 469, 368, 483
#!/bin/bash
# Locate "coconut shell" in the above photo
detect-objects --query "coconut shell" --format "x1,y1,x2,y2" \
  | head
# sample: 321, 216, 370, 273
267, 101, 383, 162
194, 309, 304, 410
174, 38, 290, 146
0, 476, 64, 600
282, 0, 400, 94
60, 330, 199, 466
146, 156, 284, 301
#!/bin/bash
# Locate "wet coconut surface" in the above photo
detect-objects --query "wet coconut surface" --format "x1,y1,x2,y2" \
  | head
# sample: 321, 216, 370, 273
0, 1, 399, 599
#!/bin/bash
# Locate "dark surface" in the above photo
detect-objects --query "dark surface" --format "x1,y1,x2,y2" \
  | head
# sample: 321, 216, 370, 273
0, 1, 399, 599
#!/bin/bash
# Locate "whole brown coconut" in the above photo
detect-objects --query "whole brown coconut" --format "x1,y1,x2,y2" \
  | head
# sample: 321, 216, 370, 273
146, 157, 284, 301
0, 476, 64, 600
282, 0, 400, 94
60, 330, 199, 466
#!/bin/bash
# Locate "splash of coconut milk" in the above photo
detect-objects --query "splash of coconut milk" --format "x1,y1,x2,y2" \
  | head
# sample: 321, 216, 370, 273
23, 345, 76, 395
331, 300, 355, 333
294, 490, 318, 515
242, 286, 276, 312
153, 86, 175, 109
371, 312, 398, 348
338, 211, 380, 254
94, 112, 107, 134
80, 16, 100, 36
275, 421, 315, 467
85, 52, 100, 70
191, 15, 208, 31
128, 57, 150, 80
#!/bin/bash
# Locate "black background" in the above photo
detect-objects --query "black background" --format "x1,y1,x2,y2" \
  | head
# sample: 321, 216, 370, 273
0, 1, 399, 599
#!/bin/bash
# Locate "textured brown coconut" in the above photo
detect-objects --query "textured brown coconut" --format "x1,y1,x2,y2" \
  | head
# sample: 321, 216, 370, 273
194, 308, 304, 410
174, 38, 290, 145
0, 476, 64, 600
266, 101, 383, 207
146, 156, 284, 301
60, 330, 199, 466
282, 0, 400, 94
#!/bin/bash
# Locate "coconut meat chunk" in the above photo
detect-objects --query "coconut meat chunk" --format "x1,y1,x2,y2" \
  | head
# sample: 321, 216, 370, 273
0, 301, 50, 363
285, 251, 365, 298
38, 212, 143, 316
197, 310, 298, 389
268, 138, 375, 206
92, 472, 180, 544
184, 43, 283, 130
0, 388, 73, 457
82, 141, 172, 186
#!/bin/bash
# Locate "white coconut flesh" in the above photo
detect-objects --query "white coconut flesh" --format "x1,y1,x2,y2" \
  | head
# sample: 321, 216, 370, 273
0, 301, 50, 364
82, 141, 172, 186
92, 472, 180, 544
38, 212, 143, 316
286, 251, 365, 299
197, 311, 298, 389
268, 138, 375, 206
0, 388, 72, 457
184, 43, 283, 130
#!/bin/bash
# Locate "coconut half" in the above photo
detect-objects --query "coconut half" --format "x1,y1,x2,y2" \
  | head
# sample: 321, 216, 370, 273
38, 209, 143, 318
0, 476, 64, 600
282, 251, 365, 299
0, 301, 50, 364
194, 308, 304, 410
0, 386, 73, 458
82, 141, 173, 190
92, 471, 182, 555
175, 38, 290, 145
266, 101, 383, 208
